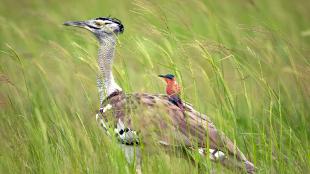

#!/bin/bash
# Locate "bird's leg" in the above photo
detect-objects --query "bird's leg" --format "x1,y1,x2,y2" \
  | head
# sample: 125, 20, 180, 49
120, 144, 142, 174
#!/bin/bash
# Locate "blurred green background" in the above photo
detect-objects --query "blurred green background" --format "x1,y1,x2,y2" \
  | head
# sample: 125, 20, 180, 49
0, 0, 309, 173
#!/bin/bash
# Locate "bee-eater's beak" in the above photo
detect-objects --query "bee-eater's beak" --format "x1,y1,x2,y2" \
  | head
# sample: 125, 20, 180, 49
158, 75, 166, 78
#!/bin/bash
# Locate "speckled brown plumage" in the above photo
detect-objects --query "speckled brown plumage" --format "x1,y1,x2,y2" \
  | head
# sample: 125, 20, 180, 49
99, 91, 250, 164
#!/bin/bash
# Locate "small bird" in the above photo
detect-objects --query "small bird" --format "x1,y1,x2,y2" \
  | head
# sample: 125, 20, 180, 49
158, 74, 185, 112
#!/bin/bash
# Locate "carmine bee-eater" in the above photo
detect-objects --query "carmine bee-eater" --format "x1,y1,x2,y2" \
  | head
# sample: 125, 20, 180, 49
158, 74, 185, 112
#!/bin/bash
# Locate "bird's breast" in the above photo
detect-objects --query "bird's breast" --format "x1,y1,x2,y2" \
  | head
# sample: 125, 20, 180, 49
166, 84, 180, 95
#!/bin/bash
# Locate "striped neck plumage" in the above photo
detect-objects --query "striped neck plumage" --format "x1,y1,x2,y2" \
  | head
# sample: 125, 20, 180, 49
97, 35, 122, 97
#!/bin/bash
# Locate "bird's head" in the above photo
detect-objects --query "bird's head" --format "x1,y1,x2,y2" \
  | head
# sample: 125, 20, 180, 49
158, 74, 176, 83
64, 17, 124, 39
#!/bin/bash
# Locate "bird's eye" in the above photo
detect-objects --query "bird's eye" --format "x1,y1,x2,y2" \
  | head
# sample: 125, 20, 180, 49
95, 21, 104, 26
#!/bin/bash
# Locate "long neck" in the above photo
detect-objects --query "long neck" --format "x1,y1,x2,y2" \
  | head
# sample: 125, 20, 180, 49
98, 35, 122, 97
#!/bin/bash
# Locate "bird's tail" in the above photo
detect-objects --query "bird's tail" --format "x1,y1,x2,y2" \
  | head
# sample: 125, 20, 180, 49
198, 147, 255, 174
168, 95, 185, 112
216, 133, 255, 173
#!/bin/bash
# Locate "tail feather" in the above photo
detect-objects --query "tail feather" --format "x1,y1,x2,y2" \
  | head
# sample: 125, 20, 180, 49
168, 95, 185, 112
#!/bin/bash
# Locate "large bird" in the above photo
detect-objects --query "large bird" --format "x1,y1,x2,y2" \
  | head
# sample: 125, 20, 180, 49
64, 17, 255, 174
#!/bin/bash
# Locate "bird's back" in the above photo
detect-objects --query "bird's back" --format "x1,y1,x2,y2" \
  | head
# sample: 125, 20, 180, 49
99, 91, 255, 173
100, 91, 221, 149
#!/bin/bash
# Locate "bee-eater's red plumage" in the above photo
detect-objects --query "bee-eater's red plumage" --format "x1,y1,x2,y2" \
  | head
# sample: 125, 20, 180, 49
160, 76, 185, 112
164, 78, 181, 96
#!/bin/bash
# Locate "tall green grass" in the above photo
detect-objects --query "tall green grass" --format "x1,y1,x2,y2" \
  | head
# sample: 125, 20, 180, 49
0, 0, 309, 173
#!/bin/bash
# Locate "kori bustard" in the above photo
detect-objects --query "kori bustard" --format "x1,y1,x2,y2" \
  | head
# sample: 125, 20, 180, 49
64, 17, 255, 174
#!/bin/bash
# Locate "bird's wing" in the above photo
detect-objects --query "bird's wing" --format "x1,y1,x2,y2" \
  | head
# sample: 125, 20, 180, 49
99, 91, 247, 161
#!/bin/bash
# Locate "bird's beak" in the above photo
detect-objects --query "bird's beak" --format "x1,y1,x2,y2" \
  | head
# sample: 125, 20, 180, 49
158, 75, 165, 78
63, 21, 87, 28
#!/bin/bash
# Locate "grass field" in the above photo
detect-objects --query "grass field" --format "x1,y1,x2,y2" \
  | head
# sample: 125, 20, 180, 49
0, 0, 309, 173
